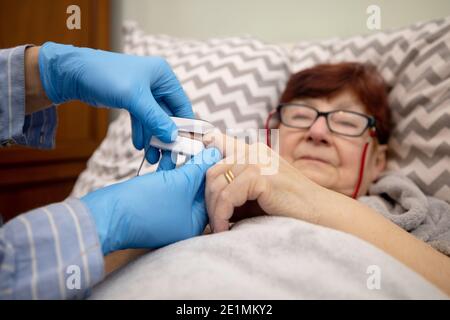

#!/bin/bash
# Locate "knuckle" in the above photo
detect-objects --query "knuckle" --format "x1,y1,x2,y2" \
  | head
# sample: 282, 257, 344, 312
206, 168, 216, 182
208, 178, 222, 195
248, 164, 261, 176
219, 190, 230, 202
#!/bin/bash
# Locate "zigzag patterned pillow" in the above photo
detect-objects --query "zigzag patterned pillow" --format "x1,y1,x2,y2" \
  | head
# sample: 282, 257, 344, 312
70, 23, 290, 197
122, 22, 290, 130
290, 17, 450, 203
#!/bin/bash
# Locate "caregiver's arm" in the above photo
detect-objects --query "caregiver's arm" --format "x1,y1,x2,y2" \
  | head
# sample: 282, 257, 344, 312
0, 45, 56, 148
0, 198, 104, 299
15, 42, 198, 164
295, 184, 450, 297
104, 249, 149, 276
0, 148, 219, 299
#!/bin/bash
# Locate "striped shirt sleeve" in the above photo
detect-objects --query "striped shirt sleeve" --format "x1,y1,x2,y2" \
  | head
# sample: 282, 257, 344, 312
0, 198, 104, 300
0, 45, 57, 149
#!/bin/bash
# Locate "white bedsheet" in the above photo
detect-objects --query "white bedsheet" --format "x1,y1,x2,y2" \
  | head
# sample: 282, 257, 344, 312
90, 216, 448, 299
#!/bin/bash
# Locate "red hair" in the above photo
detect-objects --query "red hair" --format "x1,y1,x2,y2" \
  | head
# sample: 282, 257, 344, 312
280, 62, 391, 144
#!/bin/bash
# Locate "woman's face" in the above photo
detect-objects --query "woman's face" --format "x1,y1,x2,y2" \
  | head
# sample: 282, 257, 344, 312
278, 89, 387, 197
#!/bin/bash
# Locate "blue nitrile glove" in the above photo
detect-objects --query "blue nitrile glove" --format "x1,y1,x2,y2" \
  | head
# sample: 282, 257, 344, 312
38, 41, 194, 163
81, 148, 222, 255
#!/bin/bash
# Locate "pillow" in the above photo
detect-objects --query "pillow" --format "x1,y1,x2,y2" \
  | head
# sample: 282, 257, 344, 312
70, 23, 291, 197
122, 22, 291, 130
289, 17, 450, 203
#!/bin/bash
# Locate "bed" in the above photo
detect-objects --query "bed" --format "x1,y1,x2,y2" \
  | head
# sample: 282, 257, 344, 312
72, 16, 450, 299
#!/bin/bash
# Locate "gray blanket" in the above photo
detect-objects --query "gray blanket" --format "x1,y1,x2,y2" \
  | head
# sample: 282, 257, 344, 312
89, 171, 450, 299
90, 216, 447, 299
358, 171, 450, 256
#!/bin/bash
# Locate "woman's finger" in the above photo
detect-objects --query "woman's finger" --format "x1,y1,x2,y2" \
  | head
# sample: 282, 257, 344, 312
206, 163, 248, 226
210, 166, 267, 233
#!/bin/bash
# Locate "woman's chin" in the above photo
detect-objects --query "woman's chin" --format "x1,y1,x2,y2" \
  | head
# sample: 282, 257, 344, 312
296, 165, 361, 196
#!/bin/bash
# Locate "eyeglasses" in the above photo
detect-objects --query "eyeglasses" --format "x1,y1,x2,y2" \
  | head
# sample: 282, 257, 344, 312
278, 103, 376, 137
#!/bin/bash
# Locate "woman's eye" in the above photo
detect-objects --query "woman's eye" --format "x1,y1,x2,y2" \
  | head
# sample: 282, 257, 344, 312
292, 114, 312, 120
336, 121, 358, 128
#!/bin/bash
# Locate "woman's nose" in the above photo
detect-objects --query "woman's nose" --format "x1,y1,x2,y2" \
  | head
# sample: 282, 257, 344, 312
305, 116, 331, 144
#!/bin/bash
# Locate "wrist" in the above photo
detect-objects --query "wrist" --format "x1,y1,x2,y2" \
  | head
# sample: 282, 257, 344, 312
281, 171, 331, 226
303, 183, 354, 229
80, 192, 113, 255
24, 46, 52, 114
38, 41, 81, 104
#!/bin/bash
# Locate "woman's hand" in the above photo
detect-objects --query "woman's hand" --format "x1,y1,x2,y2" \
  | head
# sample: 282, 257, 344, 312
203, 132, 324, 232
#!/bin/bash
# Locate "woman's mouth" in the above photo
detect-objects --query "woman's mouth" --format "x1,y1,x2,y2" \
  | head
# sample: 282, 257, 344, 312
299, 156, 329, 164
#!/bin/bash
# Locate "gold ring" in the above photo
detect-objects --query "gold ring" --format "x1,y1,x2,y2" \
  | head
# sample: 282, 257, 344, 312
224, 169, 235, 184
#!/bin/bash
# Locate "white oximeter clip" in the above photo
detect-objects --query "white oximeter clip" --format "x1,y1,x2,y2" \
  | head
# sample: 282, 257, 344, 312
136, 117, 215, 176
149, 117, 215, 156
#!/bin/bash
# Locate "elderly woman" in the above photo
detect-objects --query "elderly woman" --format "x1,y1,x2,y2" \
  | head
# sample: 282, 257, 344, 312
203, 62, 450, 296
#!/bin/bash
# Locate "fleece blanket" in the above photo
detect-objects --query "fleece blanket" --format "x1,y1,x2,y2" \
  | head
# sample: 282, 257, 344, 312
90, 216, 447, 299
359, 171, 450, 256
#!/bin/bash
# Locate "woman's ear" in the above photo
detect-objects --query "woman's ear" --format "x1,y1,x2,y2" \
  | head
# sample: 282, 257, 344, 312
370, 144, 388, 182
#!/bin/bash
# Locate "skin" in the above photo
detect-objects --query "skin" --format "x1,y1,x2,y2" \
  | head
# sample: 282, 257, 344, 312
278, 91, 387, 197
25, 46, 52, 114
203, 91, 450, 296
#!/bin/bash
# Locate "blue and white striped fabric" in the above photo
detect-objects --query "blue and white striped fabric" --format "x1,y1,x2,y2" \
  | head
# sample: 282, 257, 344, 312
0, 45, 57, 148
0, 198, 104, 299
0, 45, 104, 299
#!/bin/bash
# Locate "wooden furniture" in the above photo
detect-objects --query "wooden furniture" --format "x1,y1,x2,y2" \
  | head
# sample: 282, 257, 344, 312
0, 0, 110, 222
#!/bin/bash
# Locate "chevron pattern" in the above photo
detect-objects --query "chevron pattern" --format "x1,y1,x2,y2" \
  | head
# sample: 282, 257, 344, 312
70, 23, 291, 197
290, 17, 450, 203
70, 109, 149, 198
122, 22, 290, 131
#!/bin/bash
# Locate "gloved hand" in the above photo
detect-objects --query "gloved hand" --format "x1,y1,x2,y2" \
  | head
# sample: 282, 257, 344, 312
38, 41, 194, 163
81, 148, 222, 255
